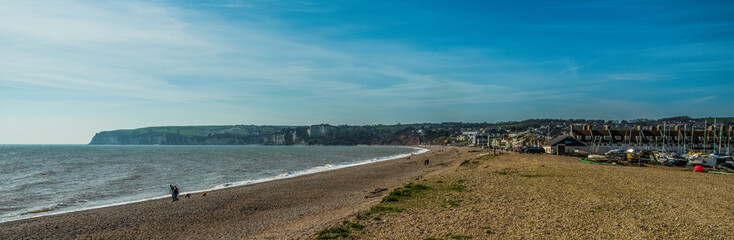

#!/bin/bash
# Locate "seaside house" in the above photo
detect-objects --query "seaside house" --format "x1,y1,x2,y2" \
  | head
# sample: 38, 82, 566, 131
459, 131, 488, 146
542, 135, 588, 154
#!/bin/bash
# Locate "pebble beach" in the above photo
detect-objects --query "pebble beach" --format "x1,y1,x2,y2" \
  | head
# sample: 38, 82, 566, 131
2, 146, 732, 239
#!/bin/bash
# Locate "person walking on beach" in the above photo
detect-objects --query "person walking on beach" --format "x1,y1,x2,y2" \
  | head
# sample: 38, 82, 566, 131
170, 185, 179, 201
173, 185, 179, 201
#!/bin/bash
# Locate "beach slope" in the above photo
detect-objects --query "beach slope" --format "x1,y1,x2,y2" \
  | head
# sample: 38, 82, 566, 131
0, 146, 454, 239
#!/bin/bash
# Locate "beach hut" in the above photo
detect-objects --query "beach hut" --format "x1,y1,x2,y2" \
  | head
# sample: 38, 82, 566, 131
543, 135, 588, 155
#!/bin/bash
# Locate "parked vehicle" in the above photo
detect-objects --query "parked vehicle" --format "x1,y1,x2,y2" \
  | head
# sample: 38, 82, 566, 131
523, 147, 545, 154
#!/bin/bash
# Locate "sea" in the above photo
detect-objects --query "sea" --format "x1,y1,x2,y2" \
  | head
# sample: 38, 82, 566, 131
0, 145, 426, 223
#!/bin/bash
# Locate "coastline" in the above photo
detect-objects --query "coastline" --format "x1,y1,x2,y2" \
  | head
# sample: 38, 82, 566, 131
0, 145, 452, 239
0, 145, 427, 224
3, 147, 732, 239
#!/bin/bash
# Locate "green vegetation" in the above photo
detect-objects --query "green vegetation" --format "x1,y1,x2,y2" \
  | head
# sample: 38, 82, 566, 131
316, 221, 365, 239
358, 179, 478, 239
481, 227, 495, 234
445, 199, 461, 207
448, 180, 466, 192
343, 221, 364, 230
381, 183, 429, 203
316, 227, 349, 239
116, 125, 236, 136
493, 169, 515, 175
369, 205, 404, 214
461, 155, 495, 167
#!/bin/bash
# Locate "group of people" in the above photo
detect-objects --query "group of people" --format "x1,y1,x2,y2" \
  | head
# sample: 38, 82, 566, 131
169, 185, 179, 201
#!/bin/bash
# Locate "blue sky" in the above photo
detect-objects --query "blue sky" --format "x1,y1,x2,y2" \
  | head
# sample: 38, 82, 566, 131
1, 0, 733, 144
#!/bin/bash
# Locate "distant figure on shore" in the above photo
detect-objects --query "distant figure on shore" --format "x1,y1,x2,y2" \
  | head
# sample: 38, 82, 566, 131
424, 159, 430, 166
170, 185, 179, 201
170, 185, 175, 201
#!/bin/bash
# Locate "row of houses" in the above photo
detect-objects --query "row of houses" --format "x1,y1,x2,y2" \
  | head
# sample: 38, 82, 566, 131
484, 124, 734, 155
569, 124, 734, 154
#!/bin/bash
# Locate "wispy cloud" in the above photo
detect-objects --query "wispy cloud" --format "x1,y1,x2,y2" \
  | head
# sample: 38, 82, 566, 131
604, 73, 670, 81
1, 0, 733, 143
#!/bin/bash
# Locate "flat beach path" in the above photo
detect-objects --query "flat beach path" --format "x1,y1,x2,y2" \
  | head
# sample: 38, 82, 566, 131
0, 146, 458, 239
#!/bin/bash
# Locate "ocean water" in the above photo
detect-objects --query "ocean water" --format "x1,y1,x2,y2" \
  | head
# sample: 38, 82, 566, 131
0, 145, 426, 223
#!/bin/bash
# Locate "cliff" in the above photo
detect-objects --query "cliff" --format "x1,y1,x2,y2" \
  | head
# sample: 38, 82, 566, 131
89, 125, 284, 145
90, 124, 428, 146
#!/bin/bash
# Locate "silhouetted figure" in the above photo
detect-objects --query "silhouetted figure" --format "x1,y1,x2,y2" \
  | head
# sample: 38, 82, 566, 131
424, 159, 430, 165
170, 185, 175, 201
171, 185, 179, 201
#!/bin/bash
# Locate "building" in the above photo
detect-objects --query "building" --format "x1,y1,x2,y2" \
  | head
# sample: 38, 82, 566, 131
569, 124, 734, 154
543, 135, 588, 154
475, 133, 489, 146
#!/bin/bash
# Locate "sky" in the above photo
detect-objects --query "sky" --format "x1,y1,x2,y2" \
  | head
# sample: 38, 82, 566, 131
1, 0, 734, 144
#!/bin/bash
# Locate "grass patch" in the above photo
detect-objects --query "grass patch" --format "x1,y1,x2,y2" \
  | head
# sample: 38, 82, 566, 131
445, 199, 461, 207
370, 205, 405, 214
493, 169, 515, 175
449, 180, 466, 192
316, 227, 349, 239
381, 183, 429, 203
316, 221, 365, 239
344, 221, 364, 230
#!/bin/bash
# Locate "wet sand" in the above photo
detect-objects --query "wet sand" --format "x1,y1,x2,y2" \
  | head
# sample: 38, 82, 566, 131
0, 146, 458, 239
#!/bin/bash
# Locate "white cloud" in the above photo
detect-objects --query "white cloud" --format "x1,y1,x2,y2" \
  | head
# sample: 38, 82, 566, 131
7, 0, 719, 143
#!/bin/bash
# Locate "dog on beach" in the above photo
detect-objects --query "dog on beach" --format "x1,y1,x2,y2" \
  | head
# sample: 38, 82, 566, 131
185, 194, 191, 199
424, 159, 430, 165
202, 192, 207, 197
